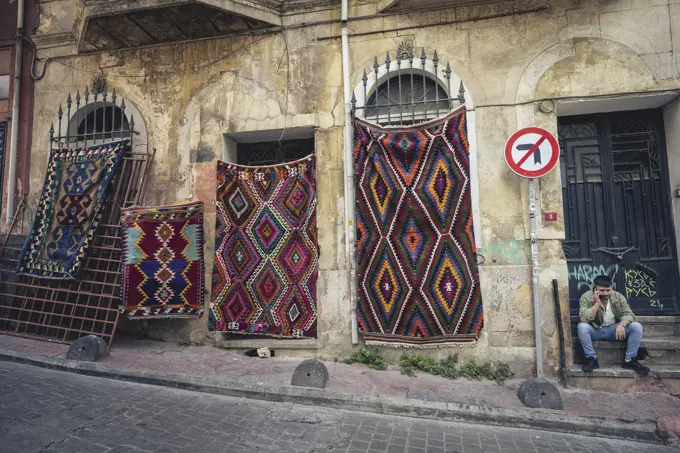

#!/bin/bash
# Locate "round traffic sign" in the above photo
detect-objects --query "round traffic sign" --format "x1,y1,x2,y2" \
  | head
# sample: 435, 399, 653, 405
504, 127, 559, 178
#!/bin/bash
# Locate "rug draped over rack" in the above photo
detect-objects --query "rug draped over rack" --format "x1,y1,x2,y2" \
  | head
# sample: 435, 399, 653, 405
354, 107, 483, 347
17, 140, 129, 279
210, 156, 319, 338
119, 201, 205, 319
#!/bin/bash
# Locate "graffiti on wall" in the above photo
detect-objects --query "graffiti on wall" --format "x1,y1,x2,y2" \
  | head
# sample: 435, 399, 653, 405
567, 263, 619, 292
624, 269, 656, 298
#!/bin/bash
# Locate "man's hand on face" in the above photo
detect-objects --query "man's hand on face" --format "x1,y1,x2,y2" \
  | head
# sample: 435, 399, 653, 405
593, 287, 601, 305
616, 324, 626, 341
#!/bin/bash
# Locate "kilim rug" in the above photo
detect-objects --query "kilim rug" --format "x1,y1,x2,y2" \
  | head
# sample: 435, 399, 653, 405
119, 201, 205, 319
354, 107, 483, 347
17, 140, 129, 279
210, 156, 318, 338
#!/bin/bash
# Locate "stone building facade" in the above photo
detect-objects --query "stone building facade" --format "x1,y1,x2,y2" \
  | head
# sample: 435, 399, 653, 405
0, 0, 38, 228
7, 0, 680, 381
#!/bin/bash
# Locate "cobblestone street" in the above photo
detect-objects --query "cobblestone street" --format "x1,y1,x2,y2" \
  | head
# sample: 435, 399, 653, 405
0, 361, 678, 453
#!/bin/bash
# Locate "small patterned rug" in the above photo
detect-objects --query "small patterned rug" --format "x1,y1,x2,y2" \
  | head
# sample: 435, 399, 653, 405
354, 107, 484, 347
17, 140, 129, 279
210, 156, 318, 338
119, 201, 205, 319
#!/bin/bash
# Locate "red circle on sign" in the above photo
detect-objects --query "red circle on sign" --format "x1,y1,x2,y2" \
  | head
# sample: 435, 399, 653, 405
504, 127, 559, 178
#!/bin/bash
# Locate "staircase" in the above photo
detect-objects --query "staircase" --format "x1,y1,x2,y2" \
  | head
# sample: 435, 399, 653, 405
567, 316, 680, 395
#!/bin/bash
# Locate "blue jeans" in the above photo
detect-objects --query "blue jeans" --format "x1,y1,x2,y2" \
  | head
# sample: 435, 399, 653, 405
577, 322, 643, 361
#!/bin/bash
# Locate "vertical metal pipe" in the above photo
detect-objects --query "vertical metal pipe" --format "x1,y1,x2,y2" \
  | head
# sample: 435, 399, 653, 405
65, 93, 72, 140
341, 0, 358, 345
102, 87, 108, 144
433, 50, 439, 118
409, 53, 414, 123
362, 70, 367, 119
6, 0, 25, 224
92, 92, 99, 145
397, 57, 403, 126
529, 178, 544, 378
386, 52, 391, 125
111, 89, 117, 141
444, 62, 452, 110
75, 90, 81, 146
57, 104, 63, 145
421, 48, 427, 123
373, 57, 379, 123
84, 86, 90, 147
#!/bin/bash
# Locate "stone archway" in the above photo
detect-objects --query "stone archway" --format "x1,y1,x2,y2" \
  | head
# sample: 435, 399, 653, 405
516, 37, 655, 104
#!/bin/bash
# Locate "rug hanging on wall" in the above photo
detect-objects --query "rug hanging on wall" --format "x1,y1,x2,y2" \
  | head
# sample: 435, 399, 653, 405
210, 156, 318, 338
354, 107, 483, 347
17, 140, 129, 279
119, 201, 205, 319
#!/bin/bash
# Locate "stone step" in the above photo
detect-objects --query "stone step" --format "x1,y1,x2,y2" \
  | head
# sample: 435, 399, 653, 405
567, 366, 680, 395
635, 316, 680, 336
573, 337, 680, 365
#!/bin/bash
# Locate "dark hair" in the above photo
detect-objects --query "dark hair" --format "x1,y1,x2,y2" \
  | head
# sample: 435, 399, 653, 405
593, 275, 613, 287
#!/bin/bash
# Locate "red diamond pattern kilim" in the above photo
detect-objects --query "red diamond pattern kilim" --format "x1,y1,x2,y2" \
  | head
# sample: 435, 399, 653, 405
354, 107, 484, 347
210, 155, 318, 338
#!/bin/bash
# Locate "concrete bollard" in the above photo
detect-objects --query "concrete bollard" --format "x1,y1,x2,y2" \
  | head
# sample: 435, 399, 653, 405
65, 335, 109, 362
291, 359, 329, 389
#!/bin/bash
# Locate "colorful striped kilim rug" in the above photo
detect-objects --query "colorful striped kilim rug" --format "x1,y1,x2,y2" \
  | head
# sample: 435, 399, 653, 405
17, 140, 128, 279
119, 201, 205, 319
210, 156, 319, 338
354, 107, 484, 347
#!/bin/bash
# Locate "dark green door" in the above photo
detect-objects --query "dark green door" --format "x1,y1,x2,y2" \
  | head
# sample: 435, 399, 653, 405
559, 110, 680, 318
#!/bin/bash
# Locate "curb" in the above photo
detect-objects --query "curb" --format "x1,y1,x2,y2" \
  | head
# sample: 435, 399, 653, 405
0, 348, 666, 445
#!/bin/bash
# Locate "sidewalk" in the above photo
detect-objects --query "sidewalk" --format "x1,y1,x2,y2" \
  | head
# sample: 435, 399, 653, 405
1, 334, 679, 446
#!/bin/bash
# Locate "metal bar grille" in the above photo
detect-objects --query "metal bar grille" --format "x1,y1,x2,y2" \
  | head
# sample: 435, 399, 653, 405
237, 138, 314, 166
0, 123, 6, 218
0, 84, 153, 346
352, 46, 465, 127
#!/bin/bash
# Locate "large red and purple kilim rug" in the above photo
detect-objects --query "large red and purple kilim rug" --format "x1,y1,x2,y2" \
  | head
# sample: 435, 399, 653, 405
210, 156, 318, 338
119, 201, 205, 318
354, 107, 483, 346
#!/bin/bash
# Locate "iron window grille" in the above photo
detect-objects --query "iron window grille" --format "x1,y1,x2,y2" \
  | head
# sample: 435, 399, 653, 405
237, 138, 314, 166
352, 47, 465, 127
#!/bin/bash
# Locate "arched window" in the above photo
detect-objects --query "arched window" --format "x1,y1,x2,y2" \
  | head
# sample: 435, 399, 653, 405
365, 74, 451, 126
76, 105, 130, 142
353, 48, 465, 127
56, 88, 135, 147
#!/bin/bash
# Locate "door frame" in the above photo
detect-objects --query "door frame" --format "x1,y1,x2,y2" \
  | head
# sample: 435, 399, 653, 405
559, 109, 680, 316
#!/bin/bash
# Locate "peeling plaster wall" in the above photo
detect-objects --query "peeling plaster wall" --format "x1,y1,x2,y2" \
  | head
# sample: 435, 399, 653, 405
23, 0, 680, 377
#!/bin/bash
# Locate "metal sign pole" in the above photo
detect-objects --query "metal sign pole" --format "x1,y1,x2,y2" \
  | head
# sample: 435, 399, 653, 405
529, 177, 543, 378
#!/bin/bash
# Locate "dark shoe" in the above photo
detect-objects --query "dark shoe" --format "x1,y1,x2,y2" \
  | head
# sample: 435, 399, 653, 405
622, 359, 650, 374
581, 356, 600, 372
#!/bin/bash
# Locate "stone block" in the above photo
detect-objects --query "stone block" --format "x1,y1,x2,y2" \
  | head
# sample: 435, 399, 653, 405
65, 335, 109, 362
291, 359, 329, 389
517, 377, 563, 409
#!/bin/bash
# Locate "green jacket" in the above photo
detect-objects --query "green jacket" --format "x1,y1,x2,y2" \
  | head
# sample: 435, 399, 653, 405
579, 290, 636, 327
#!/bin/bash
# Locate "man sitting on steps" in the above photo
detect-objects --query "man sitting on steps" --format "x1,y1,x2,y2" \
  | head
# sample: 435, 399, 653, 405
578, 275, 649, 374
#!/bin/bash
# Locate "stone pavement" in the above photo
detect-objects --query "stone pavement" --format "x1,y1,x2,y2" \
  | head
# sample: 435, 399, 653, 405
1, 335, 680, 445
1, 361, 679, 453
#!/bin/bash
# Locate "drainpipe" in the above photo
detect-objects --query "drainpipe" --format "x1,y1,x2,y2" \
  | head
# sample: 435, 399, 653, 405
6, 0, 25, 225
341, 0, 358, 345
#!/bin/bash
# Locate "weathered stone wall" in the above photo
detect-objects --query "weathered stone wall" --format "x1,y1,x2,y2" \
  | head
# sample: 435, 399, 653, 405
20, 0, 680, 377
